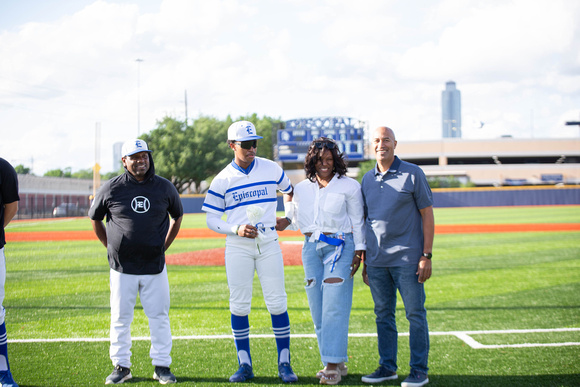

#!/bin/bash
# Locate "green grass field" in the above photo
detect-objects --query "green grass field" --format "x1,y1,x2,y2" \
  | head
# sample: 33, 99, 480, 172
4, 206, 580, 386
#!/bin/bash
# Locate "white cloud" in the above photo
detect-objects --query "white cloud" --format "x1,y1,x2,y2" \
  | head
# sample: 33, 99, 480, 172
0, 0, 578, 175
397, 0, 578, 81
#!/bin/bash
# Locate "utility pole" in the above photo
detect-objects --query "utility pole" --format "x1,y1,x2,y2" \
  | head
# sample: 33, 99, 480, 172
184, 89, 188, 128
93, 122, 101, 199
136, 58, 144, 136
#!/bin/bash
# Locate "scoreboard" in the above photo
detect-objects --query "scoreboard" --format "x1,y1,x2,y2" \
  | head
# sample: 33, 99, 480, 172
276, 117, 366, 162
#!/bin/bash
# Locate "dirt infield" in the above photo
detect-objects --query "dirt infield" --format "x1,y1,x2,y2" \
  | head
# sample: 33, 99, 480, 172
7, 223, 580, 266
166, 242, 305, 266
7, 223, 580, 242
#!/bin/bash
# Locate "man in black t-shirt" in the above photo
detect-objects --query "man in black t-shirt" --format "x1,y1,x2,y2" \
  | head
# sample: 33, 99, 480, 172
89, 139, 183, 385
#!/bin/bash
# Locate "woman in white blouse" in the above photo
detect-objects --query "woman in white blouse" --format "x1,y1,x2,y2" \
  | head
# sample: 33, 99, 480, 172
277, 137, 366, 385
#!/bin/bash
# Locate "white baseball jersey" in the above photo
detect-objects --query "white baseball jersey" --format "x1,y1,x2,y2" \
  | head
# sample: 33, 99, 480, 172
203, 156, 293, 316
202, 157, 292, 228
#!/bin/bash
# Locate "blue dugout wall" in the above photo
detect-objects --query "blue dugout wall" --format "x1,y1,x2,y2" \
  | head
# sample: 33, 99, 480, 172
432, 186, 579, 207
181, 185, 580, 213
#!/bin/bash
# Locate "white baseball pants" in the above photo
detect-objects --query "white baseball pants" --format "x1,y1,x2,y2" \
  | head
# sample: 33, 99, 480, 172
109, 266, 172, 368
225, 232, 288, 316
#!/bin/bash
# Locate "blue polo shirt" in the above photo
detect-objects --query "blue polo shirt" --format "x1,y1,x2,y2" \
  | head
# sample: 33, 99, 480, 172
361, 156, 433, 267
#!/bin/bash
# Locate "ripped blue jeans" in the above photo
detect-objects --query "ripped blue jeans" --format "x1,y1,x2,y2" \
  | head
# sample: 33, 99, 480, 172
302, 233, 354, 365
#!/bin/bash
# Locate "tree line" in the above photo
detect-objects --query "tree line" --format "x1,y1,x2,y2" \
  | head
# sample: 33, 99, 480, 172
15, 114, 281, 194
14, 115, 475, 192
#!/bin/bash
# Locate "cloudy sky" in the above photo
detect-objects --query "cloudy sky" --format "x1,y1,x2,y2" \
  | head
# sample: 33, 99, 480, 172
1, 0, 579, 174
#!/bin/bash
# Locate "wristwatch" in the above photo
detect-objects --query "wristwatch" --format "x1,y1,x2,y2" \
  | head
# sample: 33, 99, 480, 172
422, 252, 432, 259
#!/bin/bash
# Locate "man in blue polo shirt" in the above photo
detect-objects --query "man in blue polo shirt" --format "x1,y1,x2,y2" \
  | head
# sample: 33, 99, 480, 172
360, 126, 434, 387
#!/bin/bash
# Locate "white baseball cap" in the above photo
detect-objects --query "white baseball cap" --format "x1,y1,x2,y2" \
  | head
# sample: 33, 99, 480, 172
227, 121, 263, 142
121, 139, 152, 157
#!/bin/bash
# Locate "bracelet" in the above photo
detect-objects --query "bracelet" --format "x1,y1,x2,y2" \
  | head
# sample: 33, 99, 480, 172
234, 225, 240, 235
284, 216, 292, 224
355, 255, 362, 259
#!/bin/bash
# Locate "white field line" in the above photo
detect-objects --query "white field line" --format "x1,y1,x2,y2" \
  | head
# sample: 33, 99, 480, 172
447, 327, 580, 349
10, 328, 580, 349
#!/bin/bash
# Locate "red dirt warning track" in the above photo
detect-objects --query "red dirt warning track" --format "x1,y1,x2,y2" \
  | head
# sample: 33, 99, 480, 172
6, 223, 580, 242
7, 223, 579, 266
167, 242, 305, 266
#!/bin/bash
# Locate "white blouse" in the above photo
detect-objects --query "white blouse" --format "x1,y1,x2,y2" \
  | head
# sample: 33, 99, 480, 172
288, 174, 366, 251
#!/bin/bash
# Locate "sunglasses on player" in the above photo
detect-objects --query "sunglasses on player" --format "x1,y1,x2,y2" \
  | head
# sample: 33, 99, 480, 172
235, 140, 258, 149
312, 138, 336, 150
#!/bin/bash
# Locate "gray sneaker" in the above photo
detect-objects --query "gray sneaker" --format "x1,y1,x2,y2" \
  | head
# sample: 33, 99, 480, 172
361, 366, 398, 383
105, 365, 132, 385
401, 369, 429, 387
153, 366, 177, 384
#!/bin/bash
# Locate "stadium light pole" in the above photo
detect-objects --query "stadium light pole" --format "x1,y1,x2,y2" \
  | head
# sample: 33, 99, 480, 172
136, 58, 144, 136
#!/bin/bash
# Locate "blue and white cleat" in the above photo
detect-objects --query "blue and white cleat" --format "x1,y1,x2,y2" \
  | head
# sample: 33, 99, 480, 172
0, 370, 18, 387
229, 363, 254, 383
278, 362, 298, 383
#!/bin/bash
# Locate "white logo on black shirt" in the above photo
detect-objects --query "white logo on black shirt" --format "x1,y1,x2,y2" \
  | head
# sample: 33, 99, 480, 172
131, 196, 150, 213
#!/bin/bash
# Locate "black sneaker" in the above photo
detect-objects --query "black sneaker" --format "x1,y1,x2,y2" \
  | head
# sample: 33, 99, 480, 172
153, 366, 177, 384
401, 369, 428, 387
105, 365, 132, 385
361, 366, 398, 383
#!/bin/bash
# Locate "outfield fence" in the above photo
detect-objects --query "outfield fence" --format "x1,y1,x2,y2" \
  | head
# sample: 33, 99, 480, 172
181, 185, 580, 213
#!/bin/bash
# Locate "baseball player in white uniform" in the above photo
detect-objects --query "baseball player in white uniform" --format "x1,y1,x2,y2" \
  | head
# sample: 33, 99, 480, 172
202, 121, 298, 383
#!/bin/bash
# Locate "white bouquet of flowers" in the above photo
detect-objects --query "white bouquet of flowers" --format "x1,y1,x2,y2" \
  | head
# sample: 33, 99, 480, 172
246, 205, 266, 252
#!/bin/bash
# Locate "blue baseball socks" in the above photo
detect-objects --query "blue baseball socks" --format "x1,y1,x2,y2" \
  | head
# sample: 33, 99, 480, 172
271, 311, 291, 364
231, 314, 252, 366
0, 322, 10, 371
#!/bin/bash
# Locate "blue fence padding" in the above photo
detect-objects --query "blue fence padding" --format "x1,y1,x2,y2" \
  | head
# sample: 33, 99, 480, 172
432, 187, 580, 208
181, 196, 205, 214
181, 187, 580, 213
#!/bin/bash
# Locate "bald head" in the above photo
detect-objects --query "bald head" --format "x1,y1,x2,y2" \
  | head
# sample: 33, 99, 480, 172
373, 126, 396, 141
372, 126, 397, 172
